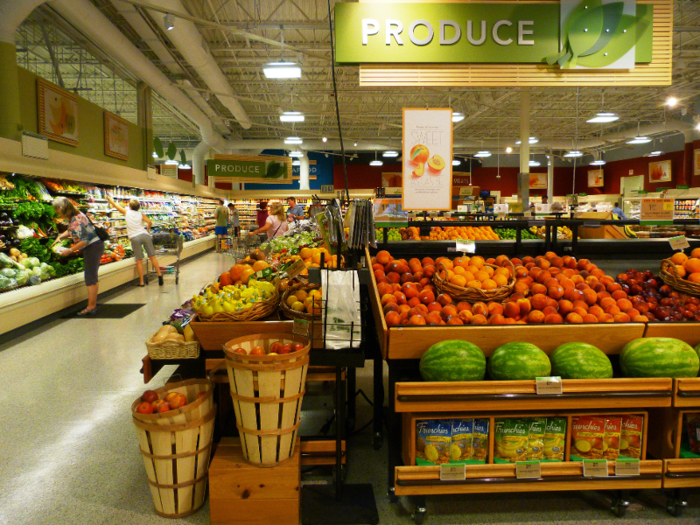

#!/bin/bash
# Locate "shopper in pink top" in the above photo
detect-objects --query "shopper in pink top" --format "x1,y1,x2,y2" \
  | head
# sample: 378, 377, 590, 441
248, 202, 288, 239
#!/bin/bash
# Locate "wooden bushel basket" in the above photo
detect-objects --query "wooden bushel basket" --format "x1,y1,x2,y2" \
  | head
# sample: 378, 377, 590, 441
132, 408, 216, 518
223, 333, 310, 467
131, 379, 214, 426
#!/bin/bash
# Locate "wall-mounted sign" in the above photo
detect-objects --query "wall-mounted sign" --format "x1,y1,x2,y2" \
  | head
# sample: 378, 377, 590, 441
208, 154, 292, 184
588, 169, 604, 188
104, 111, 129, 161
382, 172, 402, 188
649, 159, 672, 183
402, 108, 452, 211
452, 174, 472, 186
529, 172, 547, 190
336, 1, 652, 68
694, 149, 700, 176
320, 185, 335, 193
160, 164, 177, 178
37, 79, 79, 147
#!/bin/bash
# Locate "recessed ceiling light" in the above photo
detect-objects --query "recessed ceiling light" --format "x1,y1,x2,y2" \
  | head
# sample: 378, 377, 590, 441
586, 112, 619, 123
505, 147, 513, 153
564, 150, 583, 158
289, 151, 303, 158
627, 136, 652, 144
452, 159, 461, 166
383, 151, 399, 157
280, 111, 304, 122
474, 150, 491, 158
284, 136, 303, 144
263, 61, 301, 79
370, 160, 383, 166
452, 112, 465, 123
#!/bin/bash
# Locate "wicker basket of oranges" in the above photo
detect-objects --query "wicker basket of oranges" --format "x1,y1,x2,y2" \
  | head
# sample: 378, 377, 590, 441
660, 250, 700, 298
433, 255, 516, 303
280, 282, 323, 321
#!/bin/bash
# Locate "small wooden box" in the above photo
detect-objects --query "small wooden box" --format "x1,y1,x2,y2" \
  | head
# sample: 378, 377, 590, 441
209, 437, 300, 525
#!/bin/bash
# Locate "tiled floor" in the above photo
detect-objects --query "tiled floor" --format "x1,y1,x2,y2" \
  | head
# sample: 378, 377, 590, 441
0, 252, 698, 525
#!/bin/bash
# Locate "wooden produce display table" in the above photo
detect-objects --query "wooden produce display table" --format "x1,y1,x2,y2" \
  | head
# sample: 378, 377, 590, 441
209, 437, 300, 525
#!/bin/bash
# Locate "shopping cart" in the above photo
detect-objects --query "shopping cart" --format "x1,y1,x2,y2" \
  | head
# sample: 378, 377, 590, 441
147, 229, 184, 284
228, 229, 264, 261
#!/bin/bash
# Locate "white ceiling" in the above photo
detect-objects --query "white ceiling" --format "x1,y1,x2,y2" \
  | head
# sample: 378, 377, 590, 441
14, 0, 700, 157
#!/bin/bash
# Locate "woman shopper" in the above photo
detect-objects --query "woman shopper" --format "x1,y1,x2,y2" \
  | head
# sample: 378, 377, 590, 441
214, 199, 229, 252
228, 203, 240, 237
256, 201, 269, 229
106, 194, 163, 287
248, 202, 288, 240
51, 197, 105, 315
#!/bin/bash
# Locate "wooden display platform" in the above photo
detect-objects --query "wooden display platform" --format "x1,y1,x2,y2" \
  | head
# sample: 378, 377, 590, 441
644, 323, 700, 347
674, 378, 700, 408
664, 459, 700, 489
209, 437, 300, 525
395, 379, 672, 413
394, 460, 663, 496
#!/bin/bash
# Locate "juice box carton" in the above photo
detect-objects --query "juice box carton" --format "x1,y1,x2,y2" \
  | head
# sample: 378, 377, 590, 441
571, 416, 605, 461
527, 418, 546, 461
450, 419, 474, 463
603, 417, 622, 460
415, 420, 452, 465
620, 415, 644, 460
471, 419, 489, 463
495, 419, 529, 463
544, 418, 566, 461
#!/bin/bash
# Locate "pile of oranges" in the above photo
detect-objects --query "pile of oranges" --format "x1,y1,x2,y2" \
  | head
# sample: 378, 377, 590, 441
669, 248, 700, 284
439, 255, 511, 290
426, 226, 500, 241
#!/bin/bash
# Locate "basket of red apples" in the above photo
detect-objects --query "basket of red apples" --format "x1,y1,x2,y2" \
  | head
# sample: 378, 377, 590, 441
132, 378, 214, 425
223, 334, 310, 467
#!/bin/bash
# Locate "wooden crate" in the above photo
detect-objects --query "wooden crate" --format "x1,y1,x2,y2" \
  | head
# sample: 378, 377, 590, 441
209, 437, 300, 525
395, 378, 672, 413
645, 323, 700, 348
189, 315, 291, 351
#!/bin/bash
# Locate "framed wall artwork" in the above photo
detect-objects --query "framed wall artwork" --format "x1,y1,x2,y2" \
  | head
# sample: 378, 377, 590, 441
37, 79, 79, 146
694, 149, 700, 176
649, 159, 672, 183
104, 111, 129, 161
588, 169, 604, 188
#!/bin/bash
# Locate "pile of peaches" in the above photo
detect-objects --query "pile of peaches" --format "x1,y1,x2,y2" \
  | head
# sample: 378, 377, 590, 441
373, 250, 652, 326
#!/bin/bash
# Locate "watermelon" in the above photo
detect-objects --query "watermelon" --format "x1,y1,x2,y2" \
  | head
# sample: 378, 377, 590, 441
550, 343, 613, 380
419, 340, 486, 382
488, 342, 551, 380
621, 337, 699, 378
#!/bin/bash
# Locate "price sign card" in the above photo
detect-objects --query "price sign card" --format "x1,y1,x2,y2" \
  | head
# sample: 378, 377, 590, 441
516, 461, 542, 480
615, 458, 640, 477
669, 236, 690, 251
439, 464, 466, 481
640, 198, 674, 225
455, 240, 476, 254
583, 459, 609, 477
286, 259, 307, 279
292, 318, 309, 337
536, 376, 562, 395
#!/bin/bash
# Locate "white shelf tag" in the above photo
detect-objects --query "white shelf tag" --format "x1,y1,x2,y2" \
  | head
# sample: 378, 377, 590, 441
615, 459, 640, 476
439, 464, 466, 481
669, 236, 690, 251
536, 376, 562, 395
583, 459, 608, 477
515, 461, 542, 480
455, 240, 476, 254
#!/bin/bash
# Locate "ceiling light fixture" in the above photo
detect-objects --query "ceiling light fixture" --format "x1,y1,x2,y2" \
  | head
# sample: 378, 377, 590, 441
292, 160, 300, 166
280, 111, 304, 122
452, 112, 465, 123
263, 61, 301, 79
164, 13, 175, 31
564, 150, 583, 158
383, 151, 399, 158
165, 159, 179, 165
529, 160, 541, 167
666, 96, 678, 107
515, 137, 538, 145
474, 150, 492, 158
354, 142, 358, 147
505, 147, 513, 153
370, 150, 383, 166
452, 159, 461, 166
590, 159, 606, 166
322, 137, 327, 143
289, 150, 303, 158
586, 112, 619, 124
627, 136, 652, 144
152, 152, 159, 159
284, 136, 303, 144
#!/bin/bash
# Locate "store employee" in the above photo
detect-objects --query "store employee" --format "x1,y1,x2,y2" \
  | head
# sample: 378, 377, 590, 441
612, 202, 627, 220
287, 197, 305, 221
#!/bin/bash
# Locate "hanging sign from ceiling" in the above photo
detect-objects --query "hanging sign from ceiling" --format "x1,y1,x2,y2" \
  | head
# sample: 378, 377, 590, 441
402, 108, 453, 211
207, 154, 292, 184
336, 1, 652, 68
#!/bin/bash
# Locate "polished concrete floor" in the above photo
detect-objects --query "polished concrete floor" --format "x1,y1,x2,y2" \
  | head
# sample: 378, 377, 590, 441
0, 251, 699, 525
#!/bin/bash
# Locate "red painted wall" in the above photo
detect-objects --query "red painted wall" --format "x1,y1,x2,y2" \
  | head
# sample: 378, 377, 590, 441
472, 167, 576, 197
574, 150, 686, 195
333, 163, 402, 189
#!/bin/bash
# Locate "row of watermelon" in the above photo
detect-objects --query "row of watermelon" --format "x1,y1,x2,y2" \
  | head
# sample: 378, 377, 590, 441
419, 338, 700, 382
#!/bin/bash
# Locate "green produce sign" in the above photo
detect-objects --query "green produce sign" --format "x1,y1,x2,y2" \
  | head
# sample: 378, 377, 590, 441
334, 0, 652, 69
207, 155, 292, 184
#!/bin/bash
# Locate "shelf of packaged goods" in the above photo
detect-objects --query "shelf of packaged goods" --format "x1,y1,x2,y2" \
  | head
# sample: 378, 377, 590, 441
395, 379, 672, 413
664, 459, 700, 489
394, 461, 663, 496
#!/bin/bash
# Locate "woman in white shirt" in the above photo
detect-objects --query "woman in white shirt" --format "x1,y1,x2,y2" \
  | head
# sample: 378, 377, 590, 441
107, 194, 163, 287
247, 202, 288, 239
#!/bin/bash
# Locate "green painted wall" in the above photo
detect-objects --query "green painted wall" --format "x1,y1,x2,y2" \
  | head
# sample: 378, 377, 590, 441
15, 67, 145, 171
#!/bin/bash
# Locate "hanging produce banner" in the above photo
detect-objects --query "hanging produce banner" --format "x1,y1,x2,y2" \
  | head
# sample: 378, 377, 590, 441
402, 108, 452, 211
208, 154, 292, 184
640, 198, 674, 225
335, 1, 652, 68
